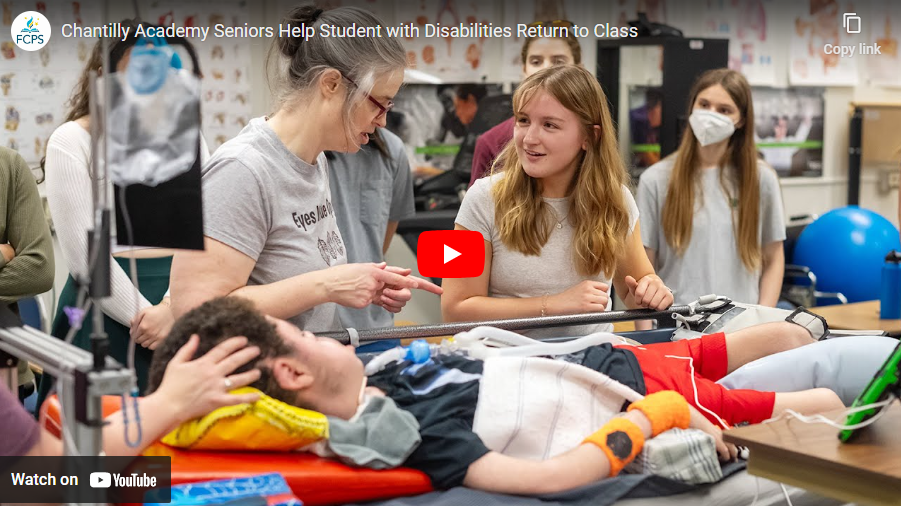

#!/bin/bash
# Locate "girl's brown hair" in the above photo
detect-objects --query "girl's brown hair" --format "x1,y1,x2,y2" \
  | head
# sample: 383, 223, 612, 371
662, 68, 767, 272
492, 65, 629, 278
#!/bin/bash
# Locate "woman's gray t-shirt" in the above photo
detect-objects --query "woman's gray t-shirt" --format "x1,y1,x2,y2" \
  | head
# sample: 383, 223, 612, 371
636, 158, 786, 306
455, 174, 639, 338
201, 117, 346, 331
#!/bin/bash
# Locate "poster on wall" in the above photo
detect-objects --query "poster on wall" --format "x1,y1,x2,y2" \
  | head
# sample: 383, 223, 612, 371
394, 0, 501, 83
753, 86, 825, 178
697, 0, 777, 86
0, 1, 100, 166
789, 0, 859, 86
146, 0, 253, 150
866, 0, 901, 86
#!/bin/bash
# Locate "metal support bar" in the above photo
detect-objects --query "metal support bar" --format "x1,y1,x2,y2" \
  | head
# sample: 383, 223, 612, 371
0, 323, 134, 457
317, 305, 696, 344
848, 106, 863, 206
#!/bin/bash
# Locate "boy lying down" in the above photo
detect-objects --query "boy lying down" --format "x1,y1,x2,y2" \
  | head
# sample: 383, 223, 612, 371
146, 297, 845, 495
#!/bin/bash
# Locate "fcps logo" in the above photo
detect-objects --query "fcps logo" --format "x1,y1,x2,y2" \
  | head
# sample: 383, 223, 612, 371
11, 11, 51, 51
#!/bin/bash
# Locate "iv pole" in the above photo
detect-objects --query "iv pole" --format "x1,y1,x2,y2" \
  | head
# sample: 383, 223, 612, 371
0, 0, 134, 460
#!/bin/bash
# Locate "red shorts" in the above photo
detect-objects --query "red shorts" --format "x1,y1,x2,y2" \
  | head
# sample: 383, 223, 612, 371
615, 333, 776, 427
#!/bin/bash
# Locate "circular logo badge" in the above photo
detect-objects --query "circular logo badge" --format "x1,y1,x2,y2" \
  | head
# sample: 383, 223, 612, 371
11, 11, 51, 51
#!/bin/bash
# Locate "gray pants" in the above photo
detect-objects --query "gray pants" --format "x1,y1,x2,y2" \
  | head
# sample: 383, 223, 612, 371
718, 335, 899, 405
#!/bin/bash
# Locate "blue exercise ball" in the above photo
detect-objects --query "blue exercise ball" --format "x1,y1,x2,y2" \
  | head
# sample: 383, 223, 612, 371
794, 206, 901, 303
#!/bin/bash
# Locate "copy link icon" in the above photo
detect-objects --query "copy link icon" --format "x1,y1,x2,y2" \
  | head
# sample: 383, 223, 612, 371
843, 13, 861, 34
90, 472, 111, 488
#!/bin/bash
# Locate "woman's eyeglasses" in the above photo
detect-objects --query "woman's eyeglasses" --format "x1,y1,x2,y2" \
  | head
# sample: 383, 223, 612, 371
343, 75, 394, 118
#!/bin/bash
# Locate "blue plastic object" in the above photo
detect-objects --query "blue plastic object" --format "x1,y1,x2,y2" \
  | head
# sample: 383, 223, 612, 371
880, 251, 901, 319
144, 472, 301, 505
126, 36, 180, 94
794, 206, 901, 304
403, 339, 432, 363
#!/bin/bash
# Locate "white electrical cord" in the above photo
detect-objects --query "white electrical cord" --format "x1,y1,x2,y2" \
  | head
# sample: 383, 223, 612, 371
744, 396, 898, 506
779, 484, 795, 506
116, 183, 143, 449
661, 354, 731, 430
748, 475, 760, 506
763, 396, 897, 430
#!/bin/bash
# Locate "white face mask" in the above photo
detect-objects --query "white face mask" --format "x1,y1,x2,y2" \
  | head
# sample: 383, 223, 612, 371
689, 109, 736, 147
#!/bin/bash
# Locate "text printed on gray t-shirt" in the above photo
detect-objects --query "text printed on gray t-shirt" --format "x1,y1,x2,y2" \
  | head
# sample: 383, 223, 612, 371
201, 117, 347, 332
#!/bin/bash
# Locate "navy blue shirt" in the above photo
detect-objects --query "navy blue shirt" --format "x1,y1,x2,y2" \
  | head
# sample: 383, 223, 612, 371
367, 344, 645, 489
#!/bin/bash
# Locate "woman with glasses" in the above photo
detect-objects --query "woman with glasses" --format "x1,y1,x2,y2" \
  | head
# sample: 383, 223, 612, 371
469, 20, 582, 187
170, 5, 441, 331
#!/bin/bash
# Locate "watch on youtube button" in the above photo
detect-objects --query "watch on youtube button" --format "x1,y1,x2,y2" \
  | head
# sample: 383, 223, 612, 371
417, 230, 484, 278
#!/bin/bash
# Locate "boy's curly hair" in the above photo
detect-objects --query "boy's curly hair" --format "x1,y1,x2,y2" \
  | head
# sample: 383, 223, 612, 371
146, 297, 296, 403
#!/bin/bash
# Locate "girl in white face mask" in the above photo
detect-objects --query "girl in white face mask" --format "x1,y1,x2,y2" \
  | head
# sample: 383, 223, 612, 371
635, 68, 786, 309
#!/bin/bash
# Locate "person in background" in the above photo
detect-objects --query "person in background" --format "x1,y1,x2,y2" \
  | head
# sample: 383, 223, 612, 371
444, 84, 488, 139
40, 20, 209, 405
637, 68, 785, 307
0, 146, 54, 400
629, 88, 663, 168
326, 127, 416, 352
469, 20, 581, 187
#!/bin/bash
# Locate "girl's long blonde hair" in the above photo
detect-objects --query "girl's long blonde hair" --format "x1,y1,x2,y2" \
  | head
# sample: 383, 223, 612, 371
662, 68, 763, 272
491, 65, 630, 278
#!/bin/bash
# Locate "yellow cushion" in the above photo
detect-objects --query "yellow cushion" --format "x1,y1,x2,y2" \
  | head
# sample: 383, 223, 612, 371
160, 387, 329, 451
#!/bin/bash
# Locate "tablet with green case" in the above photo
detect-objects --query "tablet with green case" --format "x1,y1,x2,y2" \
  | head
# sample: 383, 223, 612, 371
839, 341, 901, 443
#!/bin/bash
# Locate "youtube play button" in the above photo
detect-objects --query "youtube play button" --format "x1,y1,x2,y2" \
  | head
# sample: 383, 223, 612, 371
444, 244, 462, 263
418, 230, 484, 278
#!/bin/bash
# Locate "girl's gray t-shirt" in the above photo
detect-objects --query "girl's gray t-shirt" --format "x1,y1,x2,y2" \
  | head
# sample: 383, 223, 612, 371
636, 158, 786, 306
201, 117, 346, 332
455, 174, 639, 339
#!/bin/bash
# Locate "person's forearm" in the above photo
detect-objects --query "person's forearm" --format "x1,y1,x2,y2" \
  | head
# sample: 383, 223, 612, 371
443, 295, 545, 322
25, 393, 183, 459
464, 410, 653, 495
45, 145, 151, 324
230, 269, 332, 320
0, 249, 54, 305
538, 411, 653, 493
101, 393, 182, 456
758, 259, 784, 307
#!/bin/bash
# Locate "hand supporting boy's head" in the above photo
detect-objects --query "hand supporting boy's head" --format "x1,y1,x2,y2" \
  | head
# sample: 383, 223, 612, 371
147, 297, 365, 420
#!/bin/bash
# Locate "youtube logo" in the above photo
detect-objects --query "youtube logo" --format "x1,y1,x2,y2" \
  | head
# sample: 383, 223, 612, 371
417, 230, 484, 278
89, 472, 111, 488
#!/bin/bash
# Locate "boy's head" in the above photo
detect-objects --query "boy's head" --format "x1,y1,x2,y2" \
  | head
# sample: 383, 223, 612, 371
147, 297, 365, 419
